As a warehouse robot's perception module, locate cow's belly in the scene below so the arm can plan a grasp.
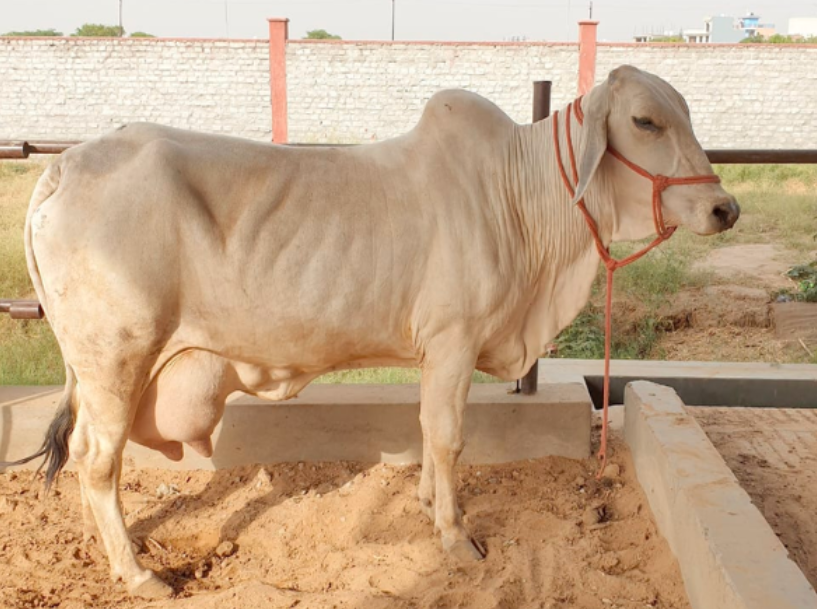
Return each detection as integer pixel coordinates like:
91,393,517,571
131,347,416,461
171,294,420,377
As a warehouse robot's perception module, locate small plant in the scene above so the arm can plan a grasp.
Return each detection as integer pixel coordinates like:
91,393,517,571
554,309,606,359
785,261,817,302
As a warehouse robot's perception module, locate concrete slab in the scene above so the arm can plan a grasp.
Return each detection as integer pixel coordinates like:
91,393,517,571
688,407,817,590
540,358,817,408
624,381,817,609
0,382,591,470
540,358,817,381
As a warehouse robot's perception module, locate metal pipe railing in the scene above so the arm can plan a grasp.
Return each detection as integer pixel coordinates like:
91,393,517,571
0,141,80,159
706,149,817,164
3,141,817,165
0,299,43,319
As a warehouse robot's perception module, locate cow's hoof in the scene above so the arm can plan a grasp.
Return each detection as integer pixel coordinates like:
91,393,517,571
82,524,99,545
445,537,486,562
130,574,173,599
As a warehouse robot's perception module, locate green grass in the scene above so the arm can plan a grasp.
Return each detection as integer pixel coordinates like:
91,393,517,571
0,319,65,384
316,369,499,384
715,163,817,186
0,161,63,384
709,164,817,253
0,162,41,298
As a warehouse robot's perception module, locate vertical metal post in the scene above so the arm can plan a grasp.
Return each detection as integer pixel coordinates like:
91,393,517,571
518,80,552,396
532,80,552,123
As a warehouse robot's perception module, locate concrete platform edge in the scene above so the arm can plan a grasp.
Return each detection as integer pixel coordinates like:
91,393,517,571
0,382,591,470
624,381,817,609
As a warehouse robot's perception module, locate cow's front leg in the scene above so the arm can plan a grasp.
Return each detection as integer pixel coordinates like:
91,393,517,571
419,347,486,561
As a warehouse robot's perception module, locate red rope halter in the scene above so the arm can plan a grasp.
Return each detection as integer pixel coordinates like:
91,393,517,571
553,97,721,477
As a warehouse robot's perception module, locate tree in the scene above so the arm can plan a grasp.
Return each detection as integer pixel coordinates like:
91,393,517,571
129,32,155,38
767,33,791,43
2,28,62,36
741,33,817,43
71,23,124,37
304,29,341,40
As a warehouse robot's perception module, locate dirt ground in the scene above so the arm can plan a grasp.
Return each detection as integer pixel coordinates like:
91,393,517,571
632,243,815,363
0,432,690,609
689,407,817,591
692,243,795,289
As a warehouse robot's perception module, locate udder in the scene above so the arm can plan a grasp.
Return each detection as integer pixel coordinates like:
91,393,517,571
130,350,235,461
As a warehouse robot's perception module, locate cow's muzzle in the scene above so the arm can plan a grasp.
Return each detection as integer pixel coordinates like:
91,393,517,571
712,197,740,231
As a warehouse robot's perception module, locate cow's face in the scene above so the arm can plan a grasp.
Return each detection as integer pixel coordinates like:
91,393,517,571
572,65,739,241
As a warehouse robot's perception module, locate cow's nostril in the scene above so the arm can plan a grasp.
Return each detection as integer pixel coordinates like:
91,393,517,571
713,199,740,229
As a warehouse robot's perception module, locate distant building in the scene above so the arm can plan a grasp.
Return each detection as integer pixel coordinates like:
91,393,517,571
789,17,817,37
679,28,708,43
705,15,745,43
634,11,776,43
739,12,776,37
633,30,682,43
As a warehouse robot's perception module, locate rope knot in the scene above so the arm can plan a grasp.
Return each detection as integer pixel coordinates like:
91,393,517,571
653,175,670,193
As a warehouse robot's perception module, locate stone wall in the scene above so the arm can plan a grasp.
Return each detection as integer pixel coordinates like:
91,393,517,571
286,41,578,143
596,44,817,149
0,37,271,141
287,41,817,147
0,37,815,149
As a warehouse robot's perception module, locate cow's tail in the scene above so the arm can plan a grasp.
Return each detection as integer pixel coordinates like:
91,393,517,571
0,369,77,491
0,159,77,491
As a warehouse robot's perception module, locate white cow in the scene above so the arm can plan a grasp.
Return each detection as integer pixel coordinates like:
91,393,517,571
13,65,738,597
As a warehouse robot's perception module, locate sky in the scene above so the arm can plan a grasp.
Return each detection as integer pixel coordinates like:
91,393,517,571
1,0,815,42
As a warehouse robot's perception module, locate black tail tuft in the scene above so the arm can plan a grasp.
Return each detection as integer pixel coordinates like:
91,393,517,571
0,372,75,492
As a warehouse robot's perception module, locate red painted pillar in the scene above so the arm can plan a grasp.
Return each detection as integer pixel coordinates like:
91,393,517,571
577,20,599,96
268,18,289,143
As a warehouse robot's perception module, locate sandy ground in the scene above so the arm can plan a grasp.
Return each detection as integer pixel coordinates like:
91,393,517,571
692,243,795,289
689,406,817,590
0,432,690,609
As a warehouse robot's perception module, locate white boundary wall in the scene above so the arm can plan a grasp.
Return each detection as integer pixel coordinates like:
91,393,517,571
1,37,815,148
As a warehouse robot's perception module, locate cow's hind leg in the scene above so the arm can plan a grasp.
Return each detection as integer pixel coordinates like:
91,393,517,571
417,430,436,521
80,484,99,543
420,342,485,562
70,380,172,599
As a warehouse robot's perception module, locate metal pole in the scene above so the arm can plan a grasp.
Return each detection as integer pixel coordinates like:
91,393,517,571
119,0,124,36
705,149,817,164
532,80,552,122
391,0,395,41
0,300,43,319
518,80,552,396
224,0,229,37
4,139,816,165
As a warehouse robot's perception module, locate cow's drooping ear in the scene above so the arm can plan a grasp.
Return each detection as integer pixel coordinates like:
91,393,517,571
571,73,613,205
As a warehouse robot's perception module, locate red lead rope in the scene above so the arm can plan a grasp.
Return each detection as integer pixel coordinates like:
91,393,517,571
553,98,721,478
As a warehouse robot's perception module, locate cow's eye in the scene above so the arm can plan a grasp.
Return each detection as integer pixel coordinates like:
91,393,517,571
633,116,660,132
